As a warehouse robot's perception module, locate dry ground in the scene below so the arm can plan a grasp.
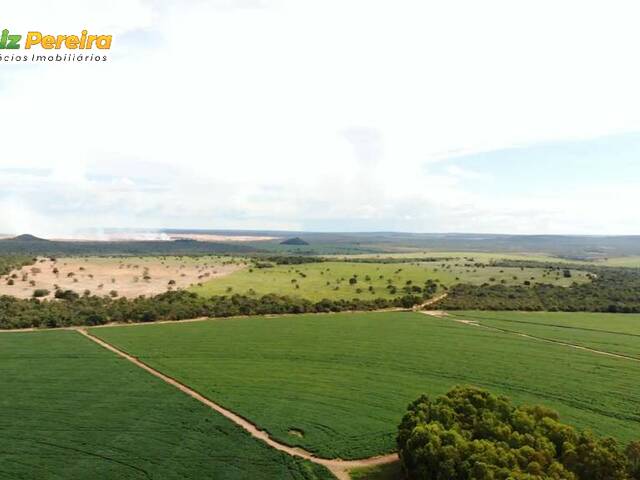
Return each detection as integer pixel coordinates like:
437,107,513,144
0,256,245,299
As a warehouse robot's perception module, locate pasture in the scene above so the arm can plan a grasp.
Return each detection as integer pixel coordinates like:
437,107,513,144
191,259,590,301
0,330,331,479
0,256,244,299
92,311,640,460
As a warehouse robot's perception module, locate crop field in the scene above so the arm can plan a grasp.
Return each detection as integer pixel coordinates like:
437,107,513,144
0,256,244,299
448,311,640,359
92,311,640,460
0,330,331,480
191,260,590,301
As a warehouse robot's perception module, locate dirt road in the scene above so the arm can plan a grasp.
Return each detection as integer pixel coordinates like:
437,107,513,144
76,329,398,480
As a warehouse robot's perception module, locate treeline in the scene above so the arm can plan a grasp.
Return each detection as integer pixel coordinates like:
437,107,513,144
260,256,324,265
0,255,34,276
335,256,456,264
0,238,255,256
438,264,640,312
0,291,423,329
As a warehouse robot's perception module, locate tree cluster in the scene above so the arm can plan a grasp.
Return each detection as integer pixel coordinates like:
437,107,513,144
437,263,640,312
398,386,639,480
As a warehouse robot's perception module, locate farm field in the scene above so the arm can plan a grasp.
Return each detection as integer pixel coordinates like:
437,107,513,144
0,330,331,480
448,311,640,359
0,256,244,299
92,311,640,460
191,260,590,301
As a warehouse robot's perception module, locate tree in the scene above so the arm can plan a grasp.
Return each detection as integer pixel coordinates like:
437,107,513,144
397,386,631,480
626,441,640,479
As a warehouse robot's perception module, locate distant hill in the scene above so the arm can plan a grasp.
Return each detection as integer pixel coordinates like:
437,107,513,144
7,234,49,242
280,237,309,246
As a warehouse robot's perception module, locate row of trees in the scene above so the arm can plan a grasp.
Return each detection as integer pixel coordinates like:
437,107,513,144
0,290,424,329
398,386,640,479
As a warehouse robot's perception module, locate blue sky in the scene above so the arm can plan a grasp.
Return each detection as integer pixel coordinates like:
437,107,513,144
1,0,640,236
428,133,640,197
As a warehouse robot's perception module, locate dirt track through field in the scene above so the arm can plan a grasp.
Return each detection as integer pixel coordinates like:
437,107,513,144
76,329,398,480
421,311,640,363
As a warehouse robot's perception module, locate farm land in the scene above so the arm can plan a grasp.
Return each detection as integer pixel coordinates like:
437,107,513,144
91,311,640,460
2,247,640,479
0,329,332,480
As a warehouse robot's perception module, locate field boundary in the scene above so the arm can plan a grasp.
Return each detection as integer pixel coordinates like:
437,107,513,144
0,306,419,333
76,329,398,480
422,311,640,363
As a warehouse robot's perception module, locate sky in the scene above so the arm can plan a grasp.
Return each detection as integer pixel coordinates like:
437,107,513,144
1,0,640,236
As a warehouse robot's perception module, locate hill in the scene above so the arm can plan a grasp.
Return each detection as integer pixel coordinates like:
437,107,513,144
280,237,309,245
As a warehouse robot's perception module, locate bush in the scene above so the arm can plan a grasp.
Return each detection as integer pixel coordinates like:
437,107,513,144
397,386,635,480
54,289,80,301
32,289,50,298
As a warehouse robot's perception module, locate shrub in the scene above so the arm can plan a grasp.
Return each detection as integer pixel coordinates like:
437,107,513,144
32,289,50,298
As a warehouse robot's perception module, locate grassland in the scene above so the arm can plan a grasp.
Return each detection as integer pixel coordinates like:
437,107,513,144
0,330,331,479
92,311,640,460
448,311,640,359
191,259,589,301
594,256,640,268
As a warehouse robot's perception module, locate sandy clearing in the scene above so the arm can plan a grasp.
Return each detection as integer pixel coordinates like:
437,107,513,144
77,329,398,480
0,256,244,300
421,311,640,362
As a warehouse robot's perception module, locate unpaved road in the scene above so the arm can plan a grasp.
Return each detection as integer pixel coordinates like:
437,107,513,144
420,311,640,363
77,329,398,480
413,293,447,310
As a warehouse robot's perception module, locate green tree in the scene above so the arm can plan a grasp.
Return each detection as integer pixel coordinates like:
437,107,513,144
397,386,630,480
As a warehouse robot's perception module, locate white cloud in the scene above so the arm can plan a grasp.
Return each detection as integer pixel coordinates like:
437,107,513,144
1,0,640,235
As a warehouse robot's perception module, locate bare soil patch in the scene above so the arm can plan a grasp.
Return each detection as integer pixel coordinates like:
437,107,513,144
0,256,244,299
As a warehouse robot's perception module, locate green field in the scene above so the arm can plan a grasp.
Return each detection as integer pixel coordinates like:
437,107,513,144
92,311,640,460
0,330,331,480
190,260,589,301
448,311,640,359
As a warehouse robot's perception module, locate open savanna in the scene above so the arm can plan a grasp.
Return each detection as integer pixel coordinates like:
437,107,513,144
0,255,244,299
0,330,331,480
447,310,640,359
92,311,640,460
190,260,589,301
